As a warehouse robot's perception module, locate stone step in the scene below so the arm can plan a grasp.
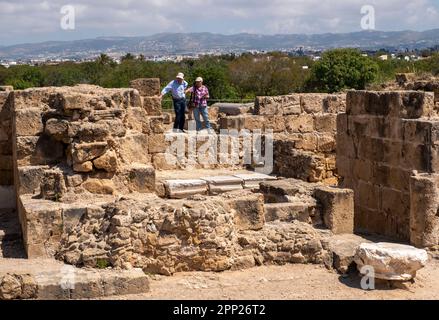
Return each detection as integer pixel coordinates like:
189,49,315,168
163,173,278,199
201,175,243,194
0,259,150,300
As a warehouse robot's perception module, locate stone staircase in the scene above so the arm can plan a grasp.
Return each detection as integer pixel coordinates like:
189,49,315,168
160,172,278,199
0,209,25,259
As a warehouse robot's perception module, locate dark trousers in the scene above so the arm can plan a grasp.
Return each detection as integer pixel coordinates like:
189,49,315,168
173,98,186,131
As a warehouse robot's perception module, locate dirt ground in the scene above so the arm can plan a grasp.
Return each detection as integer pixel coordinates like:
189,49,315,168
109,258,439,300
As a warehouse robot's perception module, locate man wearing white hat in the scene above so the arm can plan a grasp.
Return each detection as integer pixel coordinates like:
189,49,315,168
161,72,188,132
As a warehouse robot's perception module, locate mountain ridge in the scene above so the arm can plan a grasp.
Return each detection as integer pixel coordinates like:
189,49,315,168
1,29,439,60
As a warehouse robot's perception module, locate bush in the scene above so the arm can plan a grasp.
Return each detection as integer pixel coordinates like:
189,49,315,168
307,49,379,93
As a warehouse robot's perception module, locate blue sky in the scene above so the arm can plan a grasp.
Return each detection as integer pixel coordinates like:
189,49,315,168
0,0,438,46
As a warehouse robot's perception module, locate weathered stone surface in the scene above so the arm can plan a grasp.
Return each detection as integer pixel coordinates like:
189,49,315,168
73,161,93,173
355,243,428,281
0,274,37,300
201,176,243,194
82,179,115,195
314,186,354,235
130,78,160,97
233,173,277,189
228,192,265,231
142,96,162,115
164,179,208,199
93,149,118,172
40,169,67,201
72,142,107,164
123,164,156,193
14,108,44,136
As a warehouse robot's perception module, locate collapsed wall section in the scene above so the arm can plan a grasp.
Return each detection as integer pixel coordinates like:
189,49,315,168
337,90,438,242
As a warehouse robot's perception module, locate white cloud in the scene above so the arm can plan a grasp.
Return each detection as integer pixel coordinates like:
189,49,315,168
0,0,438,45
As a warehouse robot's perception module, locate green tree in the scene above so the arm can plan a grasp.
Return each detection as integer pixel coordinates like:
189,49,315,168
307,49,379,93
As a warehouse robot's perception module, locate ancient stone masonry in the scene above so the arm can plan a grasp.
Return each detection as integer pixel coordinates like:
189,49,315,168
214,93,346,184
12,83,161,257
337,90,439,243
0,86,14,209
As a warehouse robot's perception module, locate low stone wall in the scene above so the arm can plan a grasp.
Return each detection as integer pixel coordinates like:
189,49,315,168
0,86,14,209
337,90,438,242
56,191,331,274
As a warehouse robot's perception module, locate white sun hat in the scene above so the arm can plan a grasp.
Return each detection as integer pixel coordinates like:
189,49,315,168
176,72,185,79
195,77,203,82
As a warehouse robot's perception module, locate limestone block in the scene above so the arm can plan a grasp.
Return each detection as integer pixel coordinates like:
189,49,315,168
265,115,285,133
17,166,49,195
14,108,44,136
130,78,161,97
116,134,150,164
300,94,327,114
201,175,243,195
40,169,67,201
72,142,107,164
148,134,166,154
82,179,115,195
323,95,346,113
285,114,314,133
314,186,354,234
16,136,64,166
242,115,263,131
233,173,277,189
124,164,156,193
149,116,165,134
229,193,265,231
410,174,439,248
142,96,162,115
354,243,428,281
62,205,87,233
93,150,118,172
124,107,150,133
215,103,252,116
18,195,63,258
73,161,93,173
314,114,337,133
219,116,245,130
164,179,208,199
317,133,336,153
152,153,178,170
264,201,315,224
45,118,69,142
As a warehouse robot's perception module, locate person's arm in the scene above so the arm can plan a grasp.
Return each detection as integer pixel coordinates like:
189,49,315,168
185,86,193,94
160,81,173,97
204,87,210,99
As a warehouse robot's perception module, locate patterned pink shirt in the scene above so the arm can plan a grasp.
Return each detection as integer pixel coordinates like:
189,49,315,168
189,85,209,107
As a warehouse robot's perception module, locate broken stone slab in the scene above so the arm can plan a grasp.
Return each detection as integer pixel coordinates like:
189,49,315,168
201,176,243,195
233,173,277,189
164,179,208,199
354,242,429,281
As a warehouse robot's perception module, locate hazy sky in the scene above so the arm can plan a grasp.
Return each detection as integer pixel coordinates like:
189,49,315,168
1,0,438,45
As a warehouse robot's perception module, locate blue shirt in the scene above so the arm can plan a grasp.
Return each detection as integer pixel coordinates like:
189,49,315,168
161,80,188,99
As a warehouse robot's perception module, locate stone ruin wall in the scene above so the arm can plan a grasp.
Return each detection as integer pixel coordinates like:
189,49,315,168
215,93,346,184
337,90,439,243
0,86,14,209
3,74,439,276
